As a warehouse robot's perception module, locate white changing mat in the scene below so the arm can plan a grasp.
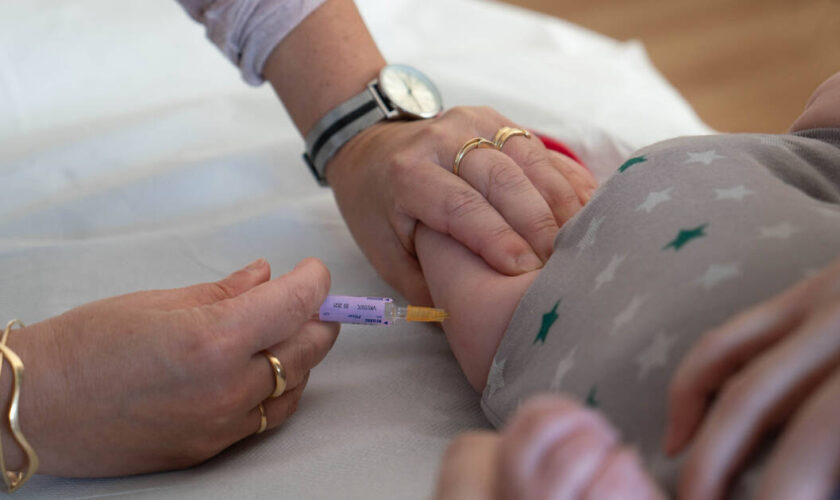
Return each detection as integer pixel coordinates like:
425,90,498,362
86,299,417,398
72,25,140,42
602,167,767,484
0,0,711,497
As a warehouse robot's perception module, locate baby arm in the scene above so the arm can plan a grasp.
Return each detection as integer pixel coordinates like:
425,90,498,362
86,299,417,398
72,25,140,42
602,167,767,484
417,225,665,499
415,223,539,391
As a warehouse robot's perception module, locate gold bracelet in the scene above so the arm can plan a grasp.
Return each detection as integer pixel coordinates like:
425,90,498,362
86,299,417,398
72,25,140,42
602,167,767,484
0,320,38,493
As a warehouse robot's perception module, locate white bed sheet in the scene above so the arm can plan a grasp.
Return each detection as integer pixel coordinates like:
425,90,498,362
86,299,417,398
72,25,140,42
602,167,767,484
0,0,711,497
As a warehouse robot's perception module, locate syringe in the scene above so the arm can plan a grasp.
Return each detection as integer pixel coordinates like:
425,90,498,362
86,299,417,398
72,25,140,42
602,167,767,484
313,295,447,326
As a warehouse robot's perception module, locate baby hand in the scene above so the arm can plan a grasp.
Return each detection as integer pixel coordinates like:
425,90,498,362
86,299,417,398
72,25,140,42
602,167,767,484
435,395,664,500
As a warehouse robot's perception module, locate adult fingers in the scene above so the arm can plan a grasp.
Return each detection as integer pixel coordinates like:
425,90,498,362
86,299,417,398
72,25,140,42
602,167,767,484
389,257,432,306
244,319,339,407
664,280,814,454
238,372,311,439
180,258,272,305
209,257,332,352
262,372,310,431
549,150,598,205
498,133,590,224
397,161,543,276
582,448,666,500
529,419,618,499
122,258,272,310
434,431,500,500
498,395,615,500
757,364,840,500
677,301,840,500
363,231,432,305
457,148,559,261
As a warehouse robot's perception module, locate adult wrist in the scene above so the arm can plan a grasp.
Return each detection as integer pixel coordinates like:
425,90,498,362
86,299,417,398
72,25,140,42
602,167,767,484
0,320,42,490
262,0,386,137
322,120,388,187
303,64,443,184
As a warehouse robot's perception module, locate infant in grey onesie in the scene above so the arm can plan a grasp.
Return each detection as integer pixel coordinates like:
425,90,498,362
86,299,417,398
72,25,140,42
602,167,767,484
481,128,840,495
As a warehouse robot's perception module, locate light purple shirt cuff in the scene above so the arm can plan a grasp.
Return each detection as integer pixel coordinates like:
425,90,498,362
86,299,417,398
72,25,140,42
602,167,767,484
176,0,328,85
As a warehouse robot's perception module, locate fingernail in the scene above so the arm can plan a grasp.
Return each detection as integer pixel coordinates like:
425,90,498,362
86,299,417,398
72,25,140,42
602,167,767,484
245,258,266,271
517,252,543,272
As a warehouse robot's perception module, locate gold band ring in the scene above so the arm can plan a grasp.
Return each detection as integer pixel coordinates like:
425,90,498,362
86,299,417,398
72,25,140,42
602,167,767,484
256,403,267,434
493,126,531,150
453,137,496,176
263,351,287,399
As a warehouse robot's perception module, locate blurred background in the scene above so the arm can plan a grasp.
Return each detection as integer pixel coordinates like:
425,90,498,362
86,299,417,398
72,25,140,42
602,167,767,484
503,0,840,133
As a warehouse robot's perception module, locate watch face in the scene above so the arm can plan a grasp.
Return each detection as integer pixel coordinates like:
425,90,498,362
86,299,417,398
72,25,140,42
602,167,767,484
379,64,443,119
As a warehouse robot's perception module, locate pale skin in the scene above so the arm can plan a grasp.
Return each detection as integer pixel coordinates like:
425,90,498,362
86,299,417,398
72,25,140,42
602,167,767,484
0,0,596,478
263,0,597,304
0,258,339,476
417,224,664,499
424,73,840,499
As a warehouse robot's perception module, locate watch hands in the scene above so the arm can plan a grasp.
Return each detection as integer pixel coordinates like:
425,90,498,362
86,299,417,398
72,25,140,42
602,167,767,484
395,73,423,112
410,94,422,111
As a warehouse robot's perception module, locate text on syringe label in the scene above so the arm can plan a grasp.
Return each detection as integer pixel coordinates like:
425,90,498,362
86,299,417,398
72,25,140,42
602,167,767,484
318,295,394,325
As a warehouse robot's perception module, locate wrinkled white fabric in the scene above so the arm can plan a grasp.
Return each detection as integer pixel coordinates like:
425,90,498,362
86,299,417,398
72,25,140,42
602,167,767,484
175,0,326,85
0,0,711,497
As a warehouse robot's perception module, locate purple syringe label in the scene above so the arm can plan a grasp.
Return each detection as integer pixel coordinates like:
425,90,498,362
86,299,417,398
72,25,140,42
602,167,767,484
318,295,394,325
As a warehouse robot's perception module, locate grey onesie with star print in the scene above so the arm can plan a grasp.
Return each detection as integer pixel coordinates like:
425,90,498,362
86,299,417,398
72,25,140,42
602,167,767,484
481,128,840,496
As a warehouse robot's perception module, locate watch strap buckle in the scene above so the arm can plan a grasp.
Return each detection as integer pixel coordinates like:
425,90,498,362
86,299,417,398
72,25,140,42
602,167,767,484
302,152,328,186
367,80,398,119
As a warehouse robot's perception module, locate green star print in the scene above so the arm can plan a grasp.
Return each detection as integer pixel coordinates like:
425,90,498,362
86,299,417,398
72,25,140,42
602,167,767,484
534,300,560,345
585,386,599,408
664,224,707,251
618,156,647,173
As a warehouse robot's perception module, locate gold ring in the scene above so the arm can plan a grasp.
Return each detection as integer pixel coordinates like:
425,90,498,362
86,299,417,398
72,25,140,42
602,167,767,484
263,351,287,398
453,137,495,176
493,126,531,150
256,403,267,434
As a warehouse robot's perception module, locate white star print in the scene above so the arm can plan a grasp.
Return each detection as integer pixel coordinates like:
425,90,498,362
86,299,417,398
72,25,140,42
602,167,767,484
684,150,725,166
714,185,753,201
594,255,626,292
577,216,605,255
485,358,506,398
815,205,840,218
759,136,790,149
637,187,673,213
696,263,742,290
550,347,578,390
635,331,677,380
611,295,648,335
760,222,797,239
803,268,819,278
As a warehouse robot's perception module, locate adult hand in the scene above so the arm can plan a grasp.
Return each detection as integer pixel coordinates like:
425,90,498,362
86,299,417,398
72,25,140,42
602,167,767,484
3,258,339,477
665,256,840,500
327,106,596,304
435,395,664,500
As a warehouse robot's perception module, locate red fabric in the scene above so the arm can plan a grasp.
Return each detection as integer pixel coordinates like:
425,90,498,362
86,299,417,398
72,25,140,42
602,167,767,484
534,132,586,169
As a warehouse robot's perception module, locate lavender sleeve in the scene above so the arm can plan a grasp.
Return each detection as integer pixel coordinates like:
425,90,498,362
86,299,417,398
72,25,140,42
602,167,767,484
176,0,327,85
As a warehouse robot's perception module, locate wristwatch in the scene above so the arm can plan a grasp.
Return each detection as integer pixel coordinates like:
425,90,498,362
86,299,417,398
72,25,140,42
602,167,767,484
303,64,443,185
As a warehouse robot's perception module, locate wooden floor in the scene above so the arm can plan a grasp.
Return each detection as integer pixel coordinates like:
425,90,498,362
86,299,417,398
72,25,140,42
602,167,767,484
502,0,840,133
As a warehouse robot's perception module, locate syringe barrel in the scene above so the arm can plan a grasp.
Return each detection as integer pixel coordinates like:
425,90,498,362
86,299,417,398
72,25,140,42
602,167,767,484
315,295,395,325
